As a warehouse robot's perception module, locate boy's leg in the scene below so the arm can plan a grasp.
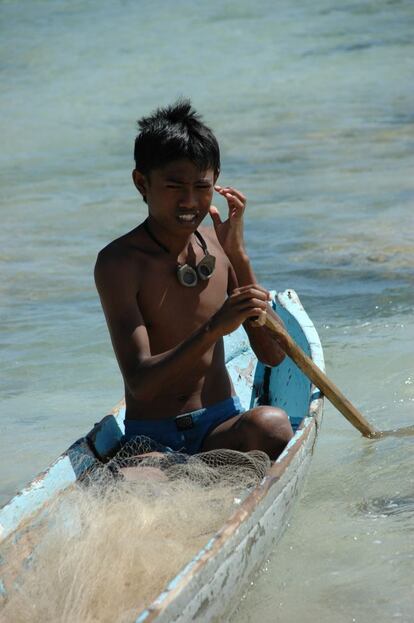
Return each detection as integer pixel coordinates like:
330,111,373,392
201,407,294,460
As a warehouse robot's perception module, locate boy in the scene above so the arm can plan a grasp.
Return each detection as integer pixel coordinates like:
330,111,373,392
95,100,293,459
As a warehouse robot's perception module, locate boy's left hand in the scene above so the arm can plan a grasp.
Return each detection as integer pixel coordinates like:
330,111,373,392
209,186,246,259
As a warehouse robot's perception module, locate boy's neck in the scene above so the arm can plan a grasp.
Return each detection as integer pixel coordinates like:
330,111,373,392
145,216,195,256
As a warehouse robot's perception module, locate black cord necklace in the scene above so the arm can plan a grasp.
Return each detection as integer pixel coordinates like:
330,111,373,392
143,219,170,253
143,219,216,287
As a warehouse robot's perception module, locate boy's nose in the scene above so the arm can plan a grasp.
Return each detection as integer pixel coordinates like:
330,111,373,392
178,187,197,208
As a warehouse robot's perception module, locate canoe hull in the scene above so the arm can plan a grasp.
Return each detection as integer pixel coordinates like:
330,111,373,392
139,414,319,623
135,288,324,622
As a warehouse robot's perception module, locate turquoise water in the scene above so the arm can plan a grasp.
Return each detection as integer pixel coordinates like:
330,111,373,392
1,0,413,620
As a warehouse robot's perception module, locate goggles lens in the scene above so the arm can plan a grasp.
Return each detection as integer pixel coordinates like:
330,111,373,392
177,264,198,287
197,254,216,281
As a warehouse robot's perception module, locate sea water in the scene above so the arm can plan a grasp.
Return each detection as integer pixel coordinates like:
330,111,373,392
1,0,413,620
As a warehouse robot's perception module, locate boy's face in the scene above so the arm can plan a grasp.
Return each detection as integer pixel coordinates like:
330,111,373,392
133,159,217,233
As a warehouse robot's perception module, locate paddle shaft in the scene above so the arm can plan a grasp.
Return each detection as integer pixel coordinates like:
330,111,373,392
265,312,378,438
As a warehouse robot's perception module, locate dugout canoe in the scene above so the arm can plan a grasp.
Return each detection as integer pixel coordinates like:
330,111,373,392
0,289,324,621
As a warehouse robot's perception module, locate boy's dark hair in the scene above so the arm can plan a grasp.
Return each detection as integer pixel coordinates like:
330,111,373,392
134,99,220,176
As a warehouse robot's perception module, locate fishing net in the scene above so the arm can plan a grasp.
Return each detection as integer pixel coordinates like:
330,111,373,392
1,439,270,623
101,435,271,487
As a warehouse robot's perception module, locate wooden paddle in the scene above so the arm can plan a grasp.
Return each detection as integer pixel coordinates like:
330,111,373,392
264,310,414,439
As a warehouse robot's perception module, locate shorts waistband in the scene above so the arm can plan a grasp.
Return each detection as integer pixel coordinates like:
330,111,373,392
124,396,242,433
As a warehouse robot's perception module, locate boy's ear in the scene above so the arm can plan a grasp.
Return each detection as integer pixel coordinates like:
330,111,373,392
132,169,147,198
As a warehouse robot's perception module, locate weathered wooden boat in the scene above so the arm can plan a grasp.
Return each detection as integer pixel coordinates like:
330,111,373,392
0,289,324,621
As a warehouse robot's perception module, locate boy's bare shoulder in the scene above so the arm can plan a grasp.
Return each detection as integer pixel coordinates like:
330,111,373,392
97,225,143,258
94,226,148,287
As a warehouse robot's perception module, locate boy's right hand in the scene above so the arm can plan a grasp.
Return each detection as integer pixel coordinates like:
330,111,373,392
211,285,270,336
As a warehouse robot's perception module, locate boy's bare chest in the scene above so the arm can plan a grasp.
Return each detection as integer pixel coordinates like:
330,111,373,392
136,255,228,350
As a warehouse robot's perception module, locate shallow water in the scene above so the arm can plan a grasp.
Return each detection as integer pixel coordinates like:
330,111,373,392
1,0,413,620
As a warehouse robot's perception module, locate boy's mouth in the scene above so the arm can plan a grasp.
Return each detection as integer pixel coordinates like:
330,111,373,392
176,212,198,224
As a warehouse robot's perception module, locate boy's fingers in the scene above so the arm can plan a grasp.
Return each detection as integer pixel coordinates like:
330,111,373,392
249,310,267,328
216,186,246,203
232,298,269,314
225,193,245,215
232,285,270,299
244,308,267,324
228,188,246,204
209,205,222,226
215,186,247,217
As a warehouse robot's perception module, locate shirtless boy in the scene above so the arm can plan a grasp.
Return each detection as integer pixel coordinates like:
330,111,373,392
95,100,293,459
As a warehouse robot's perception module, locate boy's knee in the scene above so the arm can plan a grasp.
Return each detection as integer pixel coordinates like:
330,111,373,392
245,406,292,436
241,407,293,458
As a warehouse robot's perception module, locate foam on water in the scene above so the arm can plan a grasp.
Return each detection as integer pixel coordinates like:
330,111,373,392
1,0,413,620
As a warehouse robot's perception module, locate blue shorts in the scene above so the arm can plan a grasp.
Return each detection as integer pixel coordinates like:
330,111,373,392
123,396,244,455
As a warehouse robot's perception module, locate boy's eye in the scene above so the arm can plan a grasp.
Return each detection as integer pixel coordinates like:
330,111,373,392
165,183,211,190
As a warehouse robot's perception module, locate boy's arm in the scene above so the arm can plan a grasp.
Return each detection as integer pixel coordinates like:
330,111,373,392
228,259,286,366
210,186,286,367
94,249,269,402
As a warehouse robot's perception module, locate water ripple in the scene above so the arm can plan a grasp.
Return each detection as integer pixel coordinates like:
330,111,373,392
357,496,414,519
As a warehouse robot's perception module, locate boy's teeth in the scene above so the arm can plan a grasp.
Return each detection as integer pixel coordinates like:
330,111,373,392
178,214,196,221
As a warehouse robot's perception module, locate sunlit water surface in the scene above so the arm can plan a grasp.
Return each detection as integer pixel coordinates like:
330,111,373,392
1,0,413,621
